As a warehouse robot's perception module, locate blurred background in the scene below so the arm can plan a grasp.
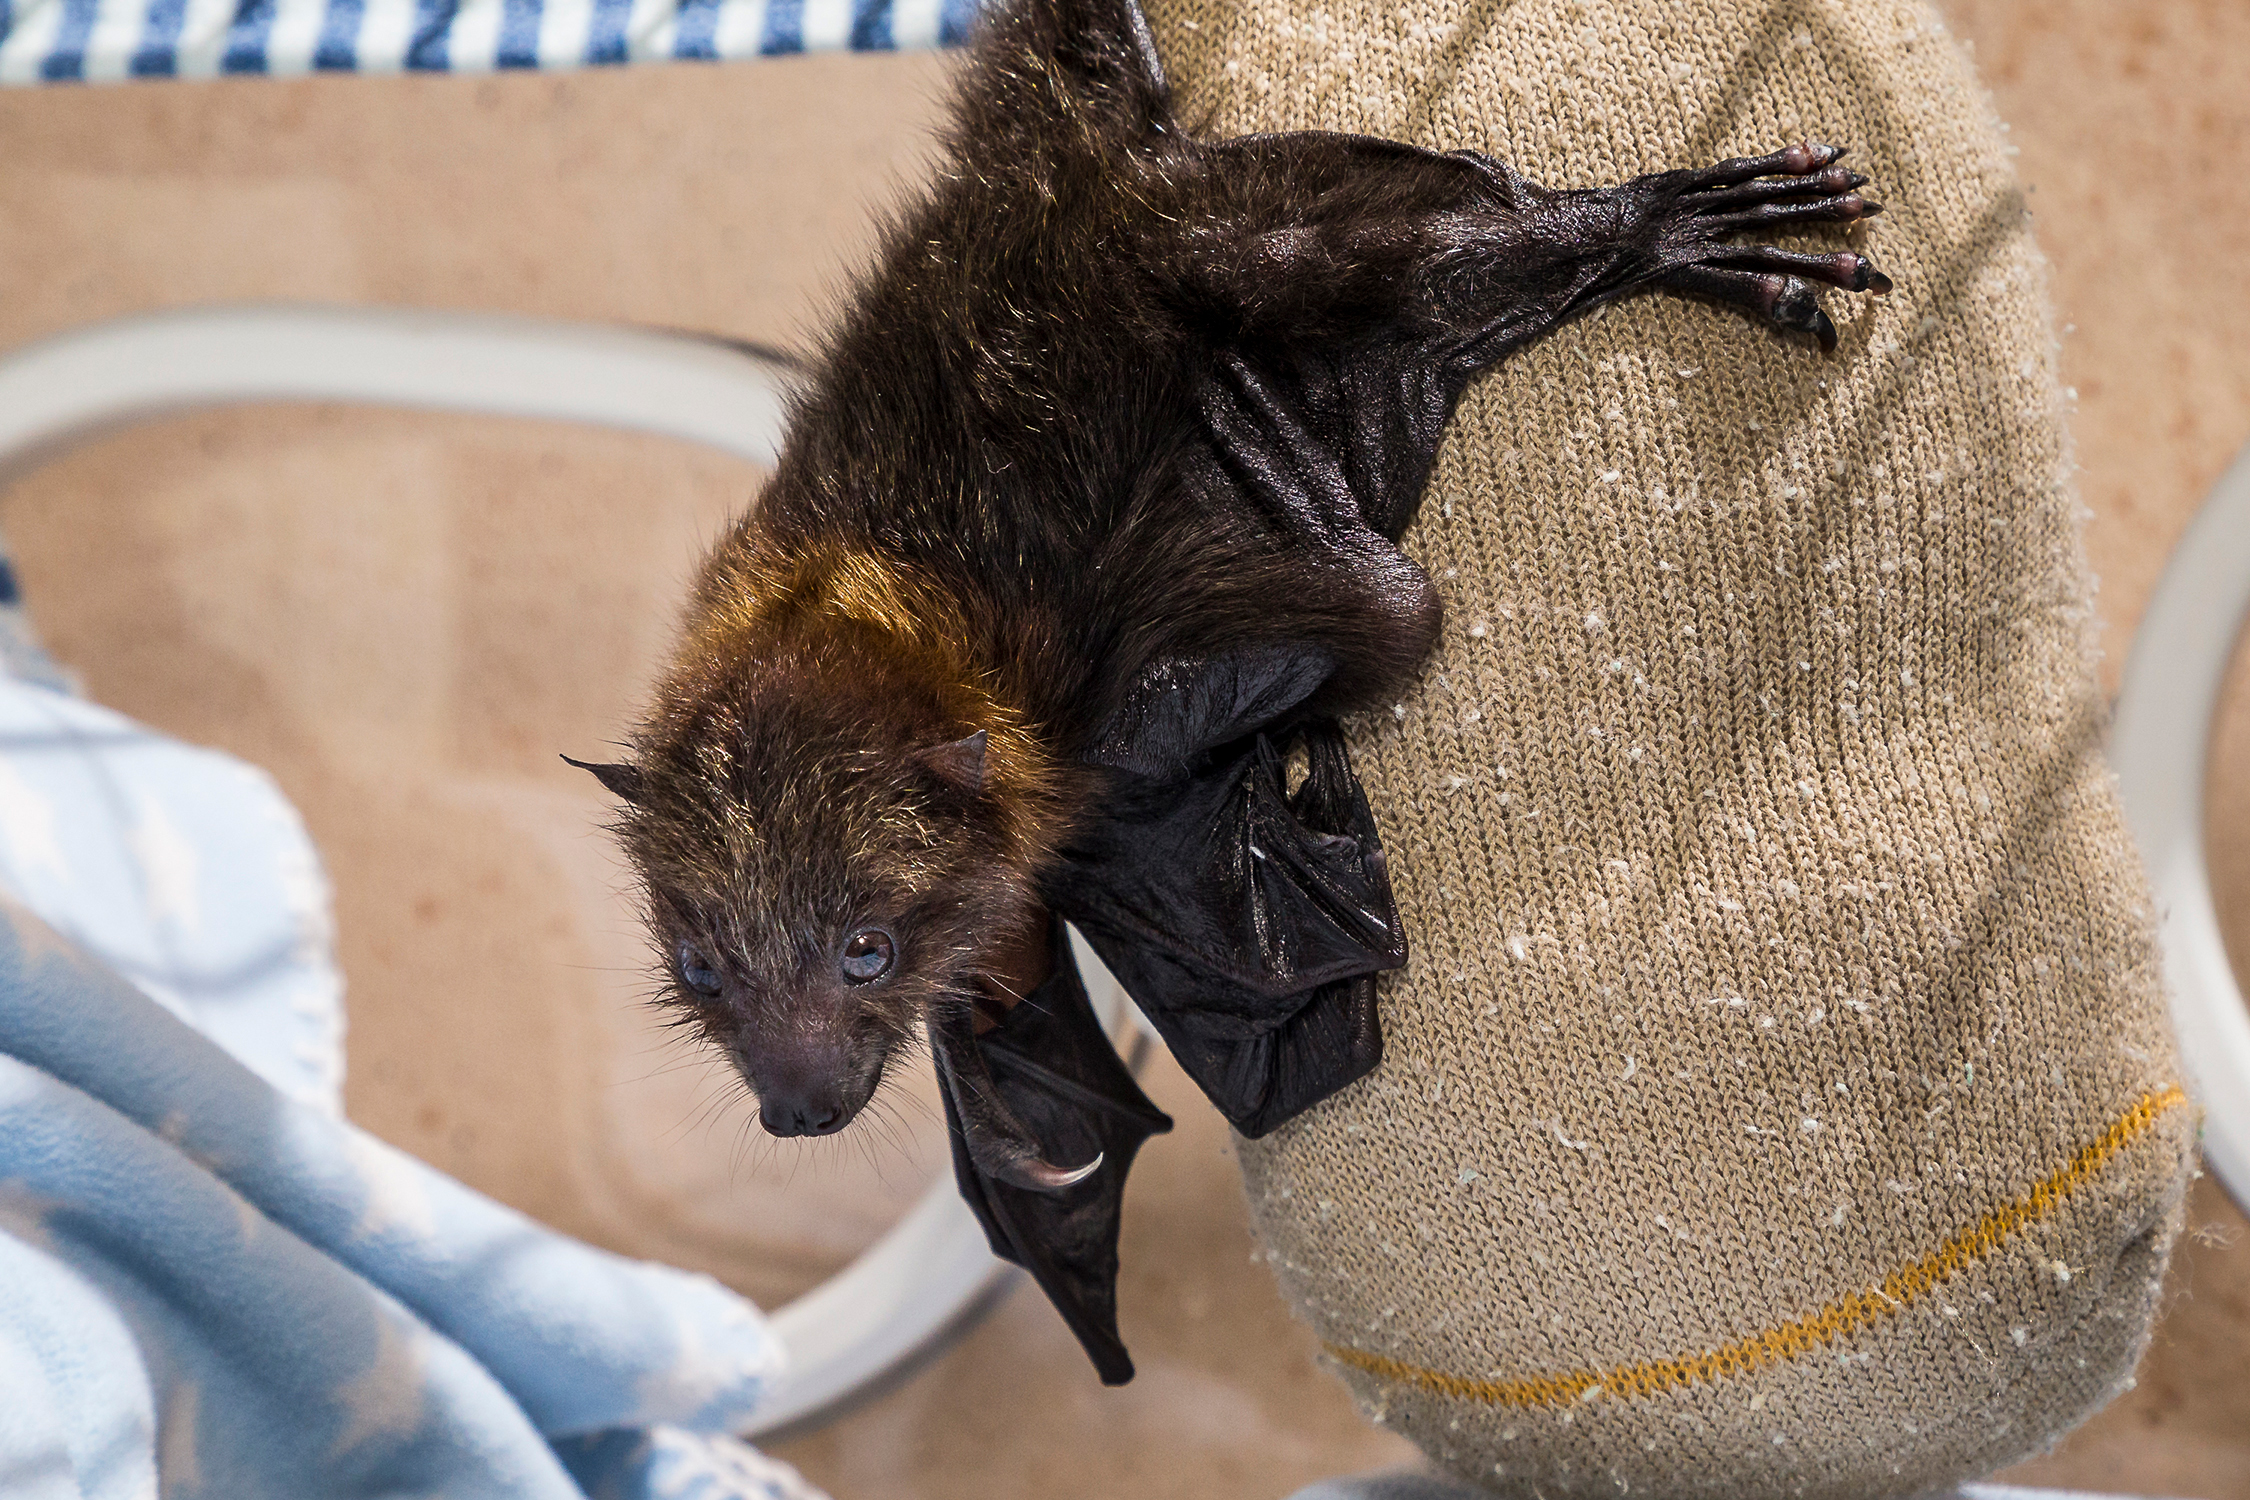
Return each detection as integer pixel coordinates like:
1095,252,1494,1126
0,1,2243,1495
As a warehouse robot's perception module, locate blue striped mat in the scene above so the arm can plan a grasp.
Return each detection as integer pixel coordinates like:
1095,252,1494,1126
0,0,975,82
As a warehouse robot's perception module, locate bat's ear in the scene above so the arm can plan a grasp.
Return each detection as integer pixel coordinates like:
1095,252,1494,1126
916,729,988,796
1020,0,1168,119
1113,0,1167,97
561,754,645,804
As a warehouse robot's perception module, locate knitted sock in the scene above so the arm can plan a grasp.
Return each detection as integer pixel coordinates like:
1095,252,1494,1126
1142,2,2199,1495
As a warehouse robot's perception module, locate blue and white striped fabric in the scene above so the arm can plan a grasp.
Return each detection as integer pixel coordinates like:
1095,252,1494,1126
0,0,975,84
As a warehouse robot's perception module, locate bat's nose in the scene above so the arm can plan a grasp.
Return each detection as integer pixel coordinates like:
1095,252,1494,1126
734,1026,878,1137
759,1088,849,1137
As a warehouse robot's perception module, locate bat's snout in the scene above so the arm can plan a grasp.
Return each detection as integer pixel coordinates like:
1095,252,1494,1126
735,1035,881,1139
759,1086,853,1137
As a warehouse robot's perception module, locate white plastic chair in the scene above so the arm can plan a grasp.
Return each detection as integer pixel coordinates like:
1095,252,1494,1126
2112,438,2250,1219
0,302,1152,1436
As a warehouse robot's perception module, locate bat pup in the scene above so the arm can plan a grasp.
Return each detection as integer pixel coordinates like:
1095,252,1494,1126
569,0,1889,1379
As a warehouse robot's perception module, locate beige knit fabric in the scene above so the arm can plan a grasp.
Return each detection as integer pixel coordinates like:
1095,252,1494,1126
1139,1,2200,1494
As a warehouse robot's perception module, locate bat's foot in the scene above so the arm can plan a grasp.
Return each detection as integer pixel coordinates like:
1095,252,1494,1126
1649,143,1891,352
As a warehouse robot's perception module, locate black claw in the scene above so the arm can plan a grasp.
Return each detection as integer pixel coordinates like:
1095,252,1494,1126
1812,307,1839,352
1868,268,1895,295
1860,199,1885,216
1770,276,1821,328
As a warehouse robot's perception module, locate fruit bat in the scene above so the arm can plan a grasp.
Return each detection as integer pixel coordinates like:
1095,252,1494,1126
567,0,1889,1382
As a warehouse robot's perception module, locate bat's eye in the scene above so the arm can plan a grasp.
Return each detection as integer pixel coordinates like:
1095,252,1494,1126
677,941,723,998
840,928,896,984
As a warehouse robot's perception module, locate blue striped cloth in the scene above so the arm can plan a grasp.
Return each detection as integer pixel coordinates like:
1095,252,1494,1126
0,0,974,83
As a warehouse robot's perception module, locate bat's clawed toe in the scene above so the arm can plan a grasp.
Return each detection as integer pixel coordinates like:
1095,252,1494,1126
1704,190,1880,232
1643,141,1894,351
1782,141,1835,173
1803,302,1842,353
1763,275,1838,349
1657,264,1861,353
1709,247,1889,293
1675,140,1886,231
1687,140,1848,190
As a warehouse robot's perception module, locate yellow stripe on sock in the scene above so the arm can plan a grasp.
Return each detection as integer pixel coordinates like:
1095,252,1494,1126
1325,1084,2190,1409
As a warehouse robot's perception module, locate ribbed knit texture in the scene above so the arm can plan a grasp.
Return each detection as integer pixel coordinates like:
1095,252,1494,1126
1141,2,2201,1495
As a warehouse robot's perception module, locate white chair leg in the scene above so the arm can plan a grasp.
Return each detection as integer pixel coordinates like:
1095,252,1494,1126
2112,440,2250,1218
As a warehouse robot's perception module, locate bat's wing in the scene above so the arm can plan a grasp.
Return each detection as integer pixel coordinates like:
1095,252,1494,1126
931,918,1173,1384
1186,340,1465,551
1081,644,1335,780
1048,719,1404,1137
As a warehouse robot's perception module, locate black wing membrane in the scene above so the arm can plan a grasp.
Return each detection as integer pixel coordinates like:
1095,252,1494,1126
1045,295,1441,1143
1048,721,1401,1138
934,917,1173,1384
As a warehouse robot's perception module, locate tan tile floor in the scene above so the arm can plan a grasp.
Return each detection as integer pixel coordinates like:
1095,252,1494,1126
0,2,2245,1494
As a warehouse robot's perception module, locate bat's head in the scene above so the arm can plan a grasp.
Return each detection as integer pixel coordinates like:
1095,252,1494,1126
575,588,1067,1139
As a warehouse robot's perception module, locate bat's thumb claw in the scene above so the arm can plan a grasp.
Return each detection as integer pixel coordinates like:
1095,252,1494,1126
1017,1151,1105,1192
932,1005,1105,1193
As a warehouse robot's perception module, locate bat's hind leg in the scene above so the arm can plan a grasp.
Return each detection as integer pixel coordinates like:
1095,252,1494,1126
1644,143,1892,351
